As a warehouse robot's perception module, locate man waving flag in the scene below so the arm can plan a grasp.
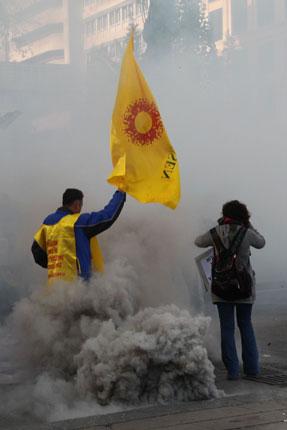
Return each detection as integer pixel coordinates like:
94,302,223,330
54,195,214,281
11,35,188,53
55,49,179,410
107,33,180,209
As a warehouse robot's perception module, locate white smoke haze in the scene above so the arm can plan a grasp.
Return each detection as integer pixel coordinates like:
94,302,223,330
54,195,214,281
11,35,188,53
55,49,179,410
0,0,286,424
0,254,219,421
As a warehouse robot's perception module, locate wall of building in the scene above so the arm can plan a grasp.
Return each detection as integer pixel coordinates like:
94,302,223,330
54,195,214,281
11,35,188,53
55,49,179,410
83,0,149,63
207,0,287,54
8,0,65,63
3,0,287,67
7,0,83,65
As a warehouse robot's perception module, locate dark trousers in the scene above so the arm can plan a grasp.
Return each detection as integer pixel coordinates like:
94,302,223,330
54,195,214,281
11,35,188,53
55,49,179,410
216,303,259,377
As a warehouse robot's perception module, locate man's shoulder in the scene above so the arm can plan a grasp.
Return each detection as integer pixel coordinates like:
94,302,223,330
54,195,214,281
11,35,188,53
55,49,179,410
75,212,94,226
43,209,67,226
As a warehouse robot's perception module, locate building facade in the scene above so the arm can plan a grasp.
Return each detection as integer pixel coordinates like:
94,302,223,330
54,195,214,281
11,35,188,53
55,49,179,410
2,0,83,64
83,0,149,63
208,0,287,74
2,0,286,65
208,0,287,51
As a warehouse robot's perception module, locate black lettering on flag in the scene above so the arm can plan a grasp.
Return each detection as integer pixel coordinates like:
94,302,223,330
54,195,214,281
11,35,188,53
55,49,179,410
162,170,170,179
162,152,177,179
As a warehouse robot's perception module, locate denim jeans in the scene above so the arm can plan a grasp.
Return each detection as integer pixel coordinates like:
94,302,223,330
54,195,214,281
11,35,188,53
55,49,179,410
216,302,259,377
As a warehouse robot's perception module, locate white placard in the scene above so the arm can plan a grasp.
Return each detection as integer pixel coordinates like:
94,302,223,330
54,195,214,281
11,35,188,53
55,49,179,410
195,248,213,291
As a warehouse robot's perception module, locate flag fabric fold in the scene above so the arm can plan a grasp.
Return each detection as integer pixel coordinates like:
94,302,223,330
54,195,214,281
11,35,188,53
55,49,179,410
107,34,180,209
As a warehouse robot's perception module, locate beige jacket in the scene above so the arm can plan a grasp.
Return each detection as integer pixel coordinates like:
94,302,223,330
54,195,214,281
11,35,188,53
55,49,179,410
195,223,265,304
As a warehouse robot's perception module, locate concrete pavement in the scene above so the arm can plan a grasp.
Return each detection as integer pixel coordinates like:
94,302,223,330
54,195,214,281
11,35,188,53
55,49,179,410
3,367,287,430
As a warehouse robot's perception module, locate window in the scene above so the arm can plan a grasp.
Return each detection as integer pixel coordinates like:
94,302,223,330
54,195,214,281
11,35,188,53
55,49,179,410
110,8,121,26
97,15,108,32
109,42,116,57
142,0,148,11
110,10,115,26
209,9,223,42
115,40,124,59
115,8,121,25
136,0,142,15
231,0,248,35
86,19,97,35
122,3,134,22
136,0,148,16
14,23,64,48
97,16,103,31
102,14,108,31
13,0,63,22
135,33,143,52
257,0,275,27
128,3,134,19
122,5,128,22
86,20,94,35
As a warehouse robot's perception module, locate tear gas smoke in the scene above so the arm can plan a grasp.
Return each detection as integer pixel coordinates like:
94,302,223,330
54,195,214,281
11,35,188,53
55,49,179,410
1,256,219,421
0,0,285,423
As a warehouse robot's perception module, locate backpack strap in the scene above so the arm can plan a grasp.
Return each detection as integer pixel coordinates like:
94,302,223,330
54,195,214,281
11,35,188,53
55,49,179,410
229,227,247,255
210,228,225,254
210,227,247,257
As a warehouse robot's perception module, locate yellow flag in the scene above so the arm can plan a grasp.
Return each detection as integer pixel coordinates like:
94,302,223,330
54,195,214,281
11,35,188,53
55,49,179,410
107,34,180,209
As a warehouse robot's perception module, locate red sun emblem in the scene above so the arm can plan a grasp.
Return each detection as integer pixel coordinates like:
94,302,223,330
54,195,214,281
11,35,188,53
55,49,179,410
123,98,163,146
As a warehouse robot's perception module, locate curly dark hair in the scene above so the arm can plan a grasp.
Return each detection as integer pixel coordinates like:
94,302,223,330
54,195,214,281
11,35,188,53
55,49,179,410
222,200,250,227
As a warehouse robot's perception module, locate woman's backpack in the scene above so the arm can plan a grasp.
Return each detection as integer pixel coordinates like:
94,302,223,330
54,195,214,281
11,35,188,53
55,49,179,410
210,227,252,301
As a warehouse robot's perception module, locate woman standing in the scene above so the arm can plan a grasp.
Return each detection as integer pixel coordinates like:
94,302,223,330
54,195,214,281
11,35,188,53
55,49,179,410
195,200,265,380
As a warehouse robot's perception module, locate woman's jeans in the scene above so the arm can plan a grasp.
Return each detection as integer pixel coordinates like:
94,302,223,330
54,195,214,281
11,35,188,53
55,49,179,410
216,303,259,377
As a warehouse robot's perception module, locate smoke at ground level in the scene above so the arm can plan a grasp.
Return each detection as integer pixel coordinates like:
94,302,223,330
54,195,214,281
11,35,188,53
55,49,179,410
0,265,220,422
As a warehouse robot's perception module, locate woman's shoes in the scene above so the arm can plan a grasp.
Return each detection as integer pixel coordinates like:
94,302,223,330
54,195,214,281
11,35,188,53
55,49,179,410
227,374,240,380
227,373,260,380
244,373,259,378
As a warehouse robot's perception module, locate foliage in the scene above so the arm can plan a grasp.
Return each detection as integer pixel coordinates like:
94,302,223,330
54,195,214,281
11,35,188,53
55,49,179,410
143,0,215,60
